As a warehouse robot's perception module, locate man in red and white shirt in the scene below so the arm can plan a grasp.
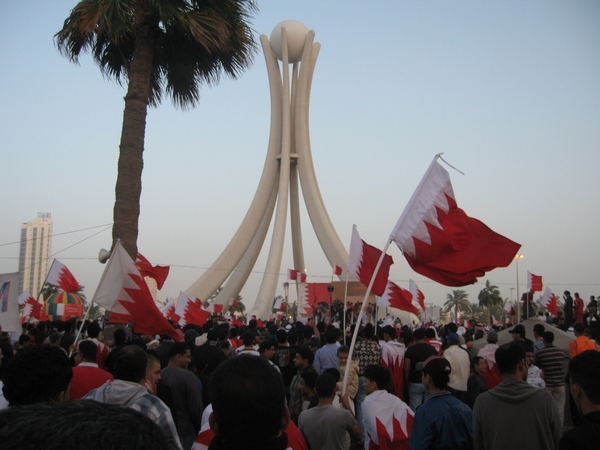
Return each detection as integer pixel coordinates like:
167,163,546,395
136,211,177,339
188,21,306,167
69,340,113,400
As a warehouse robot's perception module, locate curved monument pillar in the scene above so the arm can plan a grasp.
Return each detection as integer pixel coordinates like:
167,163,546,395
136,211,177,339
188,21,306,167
185,21,354,319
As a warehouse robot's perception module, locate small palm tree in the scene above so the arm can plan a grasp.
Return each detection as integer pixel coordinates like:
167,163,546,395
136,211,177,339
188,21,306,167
228,296,245,317
443,290,471,322
478,280,503,326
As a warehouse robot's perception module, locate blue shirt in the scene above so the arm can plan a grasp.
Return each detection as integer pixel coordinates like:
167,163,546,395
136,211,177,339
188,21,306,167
409,390,473,450
313,342,340,373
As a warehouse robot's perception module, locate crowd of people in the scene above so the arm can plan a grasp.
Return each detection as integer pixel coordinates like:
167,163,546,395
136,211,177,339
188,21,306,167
0,308,598,450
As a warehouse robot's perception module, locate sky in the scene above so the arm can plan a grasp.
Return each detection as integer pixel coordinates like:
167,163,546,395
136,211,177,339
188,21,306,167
1,1,599,316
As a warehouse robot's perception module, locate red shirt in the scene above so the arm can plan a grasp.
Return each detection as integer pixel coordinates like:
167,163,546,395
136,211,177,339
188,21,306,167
69,363,114,400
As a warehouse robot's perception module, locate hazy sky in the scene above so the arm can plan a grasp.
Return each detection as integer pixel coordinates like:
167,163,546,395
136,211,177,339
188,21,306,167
1,1,599,315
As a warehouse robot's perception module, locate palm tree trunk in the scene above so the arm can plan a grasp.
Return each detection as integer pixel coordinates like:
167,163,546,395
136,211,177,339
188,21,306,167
112,3,156,259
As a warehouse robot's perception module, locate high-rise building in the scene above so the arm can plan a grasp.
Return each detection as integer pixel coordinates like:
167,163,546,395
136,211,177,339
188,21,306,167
18,213,53,295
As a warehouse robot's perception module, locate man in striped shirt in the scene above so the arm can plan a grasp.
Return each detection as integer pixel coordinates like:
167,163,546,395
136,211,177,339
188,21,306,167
534,331,566,425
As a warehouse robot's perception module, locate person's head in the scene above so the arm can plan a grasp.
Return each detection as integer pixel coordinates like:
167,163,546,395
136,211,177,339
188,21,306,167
192,344,226,376
209,355,288,446
524,344,535,366
471,356,487,374
509,324,526,341
568,350,600,415
542,331,555,345
573,322,585,336
275,329,288,344
258,339,276,359
487,331,498,344
413,328,426,341
18,334,30,346
363,364,391,395
2,344,72,405
362,324,375,340
315,373,337,399
425,327,436,340
293,346,314,369
533,323,545,338
168,341,191,369
299,370,318,397
113,328,127,345
78,340,98,363
382,325,396,341
241,332,255,347
87,321,102,339
420,356,452,390
146,353,162,385
337,346,350,366
114,345,148,383
0,400,180,450
324,327,338,344
446,333,460,346
323,367,340,383
495,342,528,379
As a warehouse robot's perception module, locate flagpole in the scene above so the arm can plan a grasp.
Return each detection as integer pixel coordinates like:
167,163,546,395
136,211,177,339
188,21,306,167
342,237,393,395
342,269,349,344
70,300,94,357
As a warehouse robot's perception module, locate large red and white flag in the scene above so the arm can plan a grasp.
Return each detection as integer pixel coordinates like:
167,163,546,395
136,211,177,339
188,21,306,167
391,158,521,286
527,271,543,292
297,283,313,317
504,300,516,316
377,281,419,316
46,260,80,293
348,225,394,296
409,279,425,311
91,241,179,340
540,287,558,316
136,253,170,290
362,390,414,449
175,291,210,327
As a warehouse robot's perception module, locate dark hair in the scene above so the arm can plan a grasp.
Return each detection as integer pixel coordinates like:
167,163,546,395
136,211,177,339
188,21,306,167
569,350,600,404
113,328,127,345
495,342,526,375
542,331,555,344
533,324,545,336
363,364,391,390
79,340,98,361
324,327,339,344
167,342,189,359
275,329,288,344
114,345,148,383
0,400,180,450
287,329,298,345
209,356,285,445
295,346,314,365
87,321,102,339
192,344,225,375
241,332,255,347
425,328,436,339
323,367,340,382
337,346,349,356
362,324,375,339
299,370,318,390
471,356,484,370
315,373,337,398
2,345,72,406
259,339,275,354
413,328,426,341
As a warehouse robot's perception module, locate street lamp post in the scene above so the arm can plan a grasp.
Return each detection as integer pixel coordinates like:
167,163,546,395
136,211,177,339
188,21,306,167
515,255,524,323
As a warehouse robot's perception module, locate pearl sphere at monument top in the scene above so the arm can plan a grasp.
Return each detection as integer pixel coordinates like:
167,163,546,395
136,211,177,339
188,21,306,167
269,20,309,63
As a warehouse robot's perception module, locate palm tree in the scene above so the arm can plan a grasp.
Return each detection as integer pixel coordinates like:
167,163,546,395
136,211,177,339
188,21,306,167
228,295,245,317
56,0,257,258
443,290,471,322
478,280,503,326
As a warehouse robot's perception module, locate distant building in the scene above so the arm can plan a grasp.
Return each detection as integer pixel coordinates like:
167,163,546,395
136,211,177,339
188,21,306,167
18,213,53,295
